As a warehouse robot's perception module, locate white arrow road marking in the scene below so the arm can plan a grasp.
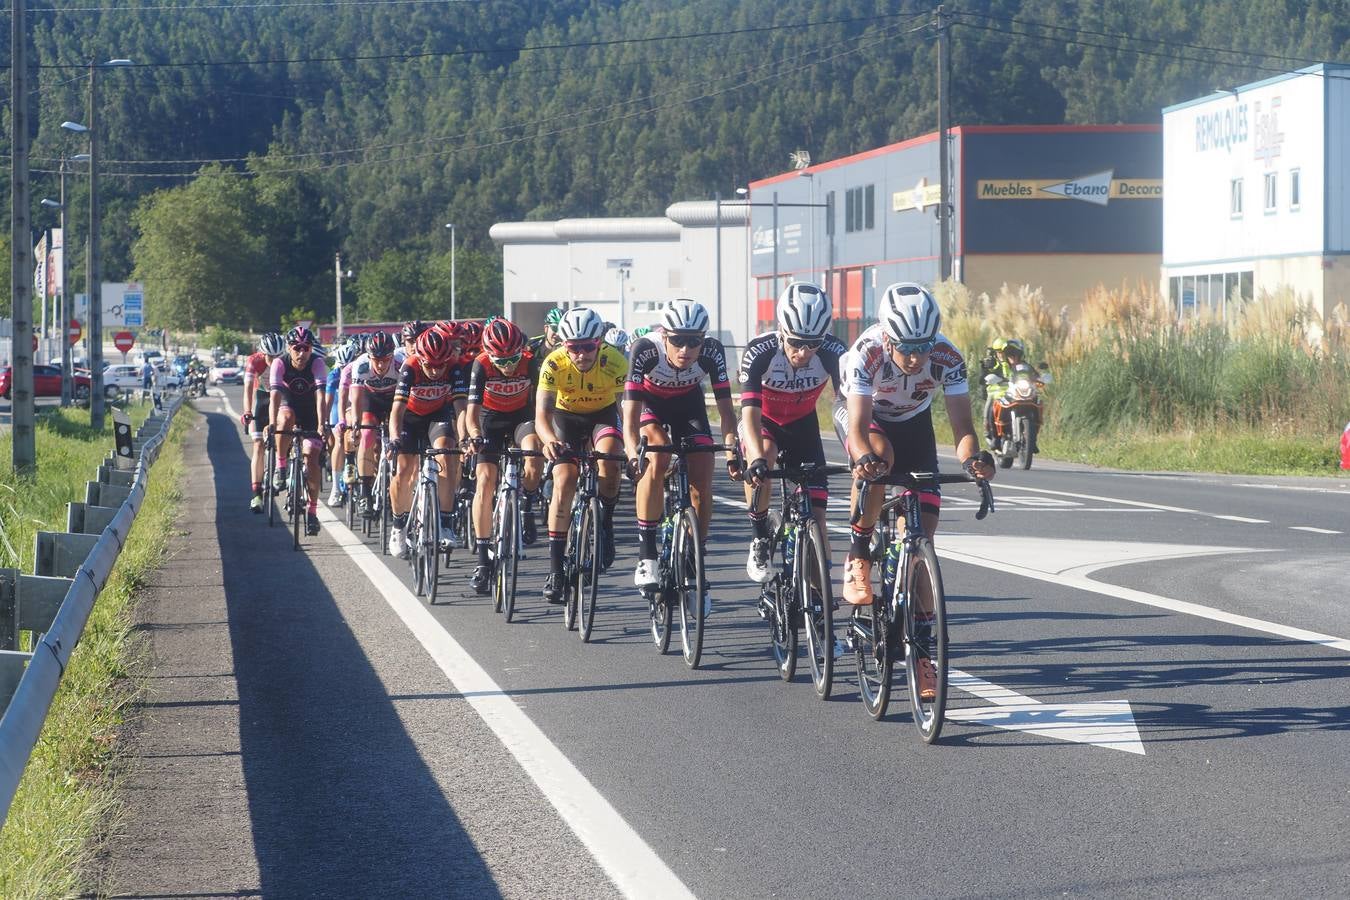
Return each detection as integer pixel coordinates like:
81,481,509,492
947,669,1144,754
937,534,1259,578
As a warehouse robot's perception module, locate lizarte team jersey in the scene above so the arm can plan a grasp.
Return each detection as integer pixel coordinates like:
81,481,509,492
738,331,846,426
624,335,732,404
840,324,968,423
538,345,627,414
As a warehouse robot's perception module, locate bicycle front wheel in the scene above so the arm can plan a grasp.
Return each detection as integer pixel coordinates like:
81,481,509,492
410,492,427,597
800,521,835,700
577,497,601,643
904,538,948,743
265,445,277,527
674,507,707,669
497,491,519,622
423,489,441,604
563,505,580,631
290,458,304,551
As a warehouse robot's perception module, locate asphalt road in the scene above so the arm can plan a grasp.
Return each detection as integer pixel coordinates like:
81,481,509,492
169,387,1350,897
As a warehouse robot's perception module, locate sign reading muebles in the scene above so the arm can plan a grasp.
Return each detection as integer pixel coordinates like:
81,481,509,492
977,171,1162,207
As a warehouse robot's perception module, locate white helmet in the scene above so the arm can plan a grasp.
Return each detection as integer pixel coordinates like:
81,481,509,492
604,326,630,352
879,282,941,343
660,299,709,334
776,281,832,340
556,307,606,342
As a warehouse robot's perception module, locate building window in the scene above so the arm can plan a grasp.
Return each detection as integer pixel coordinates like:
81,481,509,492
864,185,875,230
1263,172,1277,212
844,189,855,234
825,191,836,236
1289,169,1301,210
1230,179,1243,217
843,186,874,233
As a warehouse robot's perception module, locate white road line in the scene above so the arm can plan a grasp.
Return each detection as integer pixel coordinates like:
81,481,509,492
993,482,1204,514
217,387,692,899
1213,515,1269,524
1290,525,1342,535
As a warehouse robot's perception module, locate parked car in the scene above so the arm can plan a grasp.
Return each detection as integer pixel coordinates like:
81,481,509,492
209,358,243,385
0,365,92,400
103,364,144,397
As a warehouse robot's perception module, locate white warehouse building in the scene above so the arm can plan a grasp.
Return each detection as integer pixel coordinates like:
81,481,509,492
1162,63,1350,322
489,201,752,348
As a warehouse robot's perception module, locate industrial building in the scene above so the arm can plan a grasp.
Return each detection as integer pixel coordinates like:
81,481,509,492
749,125,1163,342
1162,64,1350,322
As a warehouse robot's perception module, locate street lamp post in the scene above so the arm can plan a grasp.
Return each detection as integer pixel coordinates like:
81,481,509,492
445,223,456,319
87,58,132,432
56,125,87,407
334,252,344,340
714,191,722,339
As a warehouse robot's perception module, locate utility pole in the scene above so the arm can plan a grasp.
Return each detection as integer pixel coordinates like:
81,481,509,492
714,191,722,339
334,252,344,340
58,163,71,406
936,4,953,282
88,60,105,431
11,0,36,471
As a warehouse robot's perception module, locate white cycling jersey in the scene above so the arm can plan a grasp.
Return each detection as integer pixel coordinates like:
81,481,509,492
841,324,969,423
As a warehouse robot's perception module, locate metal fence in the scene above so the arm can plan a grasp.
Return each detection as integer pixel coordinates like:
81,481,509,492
0,393,183,827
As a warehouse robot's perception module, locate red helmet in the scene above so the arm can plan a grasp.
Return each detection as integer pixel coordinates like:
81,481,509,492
482,318,526,359
416,327,455,365
460,320,483,349
433,320,457,339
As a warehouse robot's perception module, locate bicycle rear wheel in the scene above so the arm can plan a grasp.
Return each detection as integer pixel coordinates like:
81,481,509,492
767,515,796,681
577,497,601,642
854,598,892,720
800,521,835,700
497,491,519,622
674,508,706,669
904,538,948,743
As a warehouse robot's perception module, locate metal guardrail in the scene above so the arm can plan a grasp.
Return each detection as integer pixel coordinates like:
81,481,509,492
0,392,183,827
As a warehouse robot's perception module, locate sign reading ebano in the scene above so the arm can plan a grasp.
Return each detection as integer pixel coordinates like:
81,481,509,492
1195,103,1249,152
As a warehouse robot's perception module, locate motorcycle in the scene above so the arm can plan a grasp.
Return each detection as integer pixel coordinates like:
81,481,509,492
187,372,208,398
984,363,1050,470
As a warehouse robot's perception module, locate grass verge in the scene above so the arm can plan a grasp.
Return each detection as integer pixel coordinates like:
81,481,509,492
0,403,190,899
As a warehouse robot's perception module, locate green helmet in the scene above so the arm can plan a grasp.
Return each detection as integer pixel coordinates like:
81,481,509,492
545,307,565,328
1004,338,1025,356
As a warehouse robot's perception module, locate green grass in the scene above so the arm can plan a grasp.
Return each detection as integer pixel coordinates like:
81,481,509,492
0,403,188,899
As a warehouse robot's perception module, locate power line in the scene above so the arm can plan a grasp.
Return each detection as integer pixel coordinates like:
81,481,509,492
34,15,922,179
27,0,481,11
28,7,926,70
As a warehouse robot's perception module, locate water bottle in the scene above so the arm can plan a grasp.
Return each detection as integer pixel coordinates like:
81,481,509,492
781,524,797,567
882,541,899,599
660,515,674,566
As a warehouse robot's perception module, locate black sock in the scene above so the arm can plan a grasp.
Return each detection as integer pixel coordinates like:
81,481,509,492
361,476,373,497
637,519,658,559
601,495,617,530
393,513,408,528
749,510,770,539
549,532,567,574
476,538,490,567
849,525,873,558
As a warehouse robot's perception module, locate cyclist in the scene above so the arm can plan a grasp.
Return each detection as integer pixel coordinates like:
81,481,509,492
740,282,847,583
400,320,428,363
387,327,466,558
242,332,285,513
465,318,545,595
837,281,995,607
622,301,739,611
536,307,628,604
326,339,360,507
268,326,329,536
528,307,565,358
604,326,632,357
349,331,401,516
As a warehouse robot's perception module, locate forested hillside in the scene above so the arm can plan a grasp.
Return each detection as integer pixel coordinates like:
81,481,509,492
6,0,1350,329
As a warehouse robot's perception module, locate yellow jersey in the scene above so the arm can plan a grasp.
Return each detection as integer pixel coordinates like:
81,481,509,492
539,345,627,414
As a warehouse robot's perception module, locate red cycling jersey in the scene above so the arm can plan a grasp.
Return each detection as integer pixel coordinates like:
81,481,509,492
466,351,536,414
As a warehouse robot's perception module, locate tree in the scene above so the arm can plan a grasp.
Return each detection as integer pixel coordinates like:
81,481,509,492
350,249,427,322
424,246,503,320
132,170,270,331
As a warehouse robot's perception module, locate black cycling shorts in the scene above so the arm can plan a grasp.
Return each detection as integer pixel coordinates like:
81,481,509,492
478,409,535,465
835,404,941,511
250,392,270,438
551,405,621,453
754,414,829,498
639,391,712,447
397,405,455,455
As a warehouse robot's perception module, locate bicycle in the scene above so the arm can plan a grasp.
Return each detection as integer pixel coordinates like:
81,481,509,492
274,427,325,551
848,470,994,741
561,448,628,641
407,446,460,603
348,423,383,531
751,457,851,698
487,445,543,622
447,448,477,568
632,435,721,669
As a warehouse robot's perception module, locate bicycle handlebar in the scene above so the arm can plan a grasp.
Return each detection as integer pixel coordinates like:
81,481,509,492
850,471,995,525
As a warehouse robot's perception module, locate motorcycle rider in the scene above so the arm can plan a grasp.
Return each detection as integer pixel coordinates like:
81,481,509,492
982,338,1049,451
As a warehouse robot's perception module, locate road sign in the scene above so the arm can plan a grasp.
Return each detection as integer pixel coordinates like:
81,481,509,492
113,331,135,353
68,319,82,344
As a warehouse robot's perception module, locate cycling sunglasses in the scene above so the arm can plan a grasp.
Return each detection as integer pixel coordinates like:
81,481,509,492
783,335,824,350
666,334,704,349
491,352,524,367
289,341,313,351
891,338,936,356
564,340,600,354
